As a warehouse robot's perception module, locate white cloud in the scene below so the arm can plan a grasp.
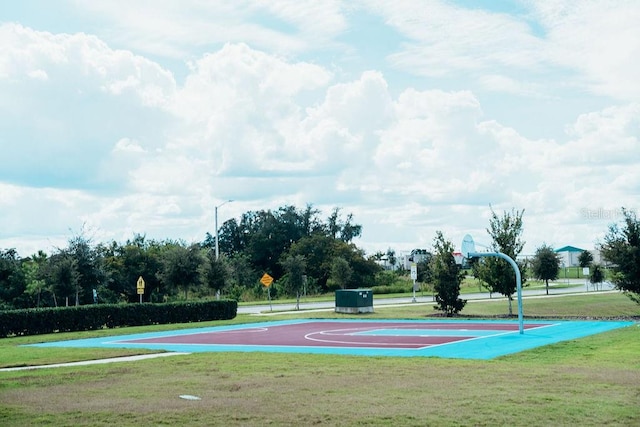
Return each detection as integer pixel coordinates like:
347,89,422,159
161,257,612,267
479,74,550,99
370,88,508,204
113,138,145,154
0,23,176,105
72,0,347,58
528,0,640,100
1,3,639,259
0,23,178,191
373,0,545,76
27,69,48,80
165,42,334,185
564,103,640,165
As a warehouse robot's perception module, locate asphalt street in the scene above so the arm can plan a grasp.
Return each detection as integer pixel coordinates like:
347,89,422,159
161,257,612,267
238,279,616,315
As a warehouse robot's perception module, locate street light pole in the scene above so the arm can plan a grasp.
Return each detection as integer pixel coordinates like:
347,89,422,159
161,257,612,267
215,200,233,260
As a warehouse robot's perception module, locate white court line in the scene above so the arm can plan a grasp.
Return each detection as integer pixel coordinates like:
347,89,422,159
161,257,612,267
302,322,555,349
305,327,448,348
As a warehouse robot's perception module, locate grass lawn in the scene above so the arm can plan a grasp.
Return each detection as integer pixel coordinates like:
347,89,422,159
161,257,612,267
1,293,638,426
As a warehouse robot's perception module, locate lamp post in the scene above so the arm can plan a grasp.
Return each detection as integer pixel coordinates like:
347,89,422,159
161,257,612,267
215,200,233,260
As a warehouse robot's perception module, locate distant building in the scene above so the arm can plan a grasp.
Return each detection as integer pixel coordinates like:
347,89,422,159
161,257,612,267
452,251,464,266
589,249,605,265
402,249,431,270
554,245,585,267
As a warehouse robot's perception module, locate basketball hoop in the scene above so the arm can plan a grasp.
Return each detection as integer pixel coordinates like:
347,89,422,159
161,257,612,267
461,234,524,334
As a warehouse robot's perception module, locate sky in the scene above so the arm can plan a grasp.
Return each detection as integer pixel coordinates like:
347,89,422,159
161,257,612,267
1,0,638,258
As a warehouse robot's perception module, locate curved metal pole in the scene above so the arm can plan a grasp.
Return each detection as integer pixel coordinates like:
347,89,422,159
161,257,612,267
468,251,524,334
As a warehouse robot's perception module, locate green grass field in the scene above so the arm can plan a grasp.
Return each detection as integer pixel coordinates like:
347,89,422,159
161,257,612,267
1,293,638,426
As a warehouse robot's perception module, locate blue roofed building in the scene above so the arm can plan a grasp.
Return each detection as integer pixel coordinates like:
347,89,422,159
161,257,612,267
554,245,585,267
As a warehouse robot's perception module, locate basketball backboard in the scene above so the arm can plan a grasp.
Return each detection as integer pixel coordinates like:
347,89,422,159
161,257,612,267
461,234,477,258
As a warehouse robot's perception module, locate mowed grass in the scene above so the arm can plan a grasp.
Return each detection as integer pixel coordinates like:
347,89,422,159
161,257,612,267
1,293,639,426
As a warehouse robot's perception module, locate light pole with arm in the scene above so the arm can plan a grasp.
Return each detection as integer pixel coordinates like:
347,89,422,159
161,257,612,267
215,200,233,260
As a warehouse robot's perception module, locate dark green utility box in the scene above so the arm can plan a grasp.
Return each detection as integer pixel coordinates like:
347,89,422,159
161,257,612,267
335,289,374,314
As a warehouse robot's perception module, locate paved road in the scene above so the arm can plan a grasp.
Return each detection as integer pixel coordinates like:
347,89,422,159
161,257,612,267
238,280,616,314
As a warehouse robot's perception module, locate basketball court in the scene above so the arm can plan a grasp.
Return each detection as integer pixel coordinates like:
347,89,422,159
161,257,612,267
31,318,633,359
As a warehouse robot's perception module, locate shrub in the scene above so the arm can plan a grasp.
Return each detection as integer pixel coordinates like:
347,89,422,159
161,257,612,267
0,300,237,338
370,284,413,294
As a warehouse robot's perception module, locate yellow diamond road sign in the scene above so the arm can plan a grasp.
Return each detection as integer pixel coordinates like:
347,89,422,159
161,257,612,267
260,273,273,287
137,276,145,290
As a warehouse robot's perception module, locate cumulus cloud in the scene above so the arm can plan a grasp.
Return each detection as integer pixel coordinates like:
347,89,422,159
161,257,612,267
1,3,639,258
165,42,334,186
0,23,177,191
531,0,640,100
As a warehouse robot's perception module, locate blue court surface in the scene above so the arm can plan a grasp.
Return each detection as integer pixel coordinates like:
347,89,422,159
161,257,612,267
31,319,634,360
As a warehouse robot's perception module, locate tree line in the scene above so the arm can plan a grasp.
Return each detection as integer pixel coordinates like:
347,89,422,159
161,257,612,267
1,204,638,314
0,205,380,309
415,206,640,316
512,208,639,305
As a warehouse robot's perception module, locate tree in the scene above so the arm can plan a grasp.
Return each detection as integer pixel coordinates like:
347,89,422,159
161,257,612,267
201,232,217,250
102,235,163,303
217,218,246,256
22,251,48,307
0,249,27,309
287,233,379,293
386,248,397,270
590,264,605,291
325,207,362,242
600,208,640,304
430,231,466,316
65,234,108,305
215,204,366,295
416,256,433,284
200,249,230,298
43,252,79,307
157,243,203,299
578,250,593,268
288,234,334,289
370,251,385,262
280,254,306,309
226,252,258,290
578,250,594,278
221,206,323,280
331,243,379,289
338,213,362,243
329,257,352,290
475,207,526,315
531,244,561,295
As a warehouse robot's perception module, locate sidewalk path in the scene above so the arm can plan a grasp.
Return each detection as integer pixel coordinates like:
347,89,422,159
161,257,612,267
0,352,190,372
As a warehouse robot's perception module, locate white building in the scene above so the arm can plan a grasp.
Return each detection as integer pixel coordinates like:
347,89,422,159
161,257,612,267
554,245,585,267
401,249,431,270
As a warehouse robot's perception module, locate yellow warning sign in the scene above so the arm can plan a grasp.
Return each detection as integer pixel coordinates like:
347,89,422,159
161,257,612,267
260,273,274,287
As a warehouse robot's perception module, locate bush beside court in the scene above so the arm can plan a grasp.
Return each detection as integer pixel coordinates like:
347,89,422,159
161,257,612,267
0,299,237,338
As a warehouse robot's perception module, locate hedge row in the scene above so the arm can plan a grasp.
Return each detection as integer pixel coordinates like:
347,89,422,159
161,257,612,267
370,284,413,294
0,300,237,338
